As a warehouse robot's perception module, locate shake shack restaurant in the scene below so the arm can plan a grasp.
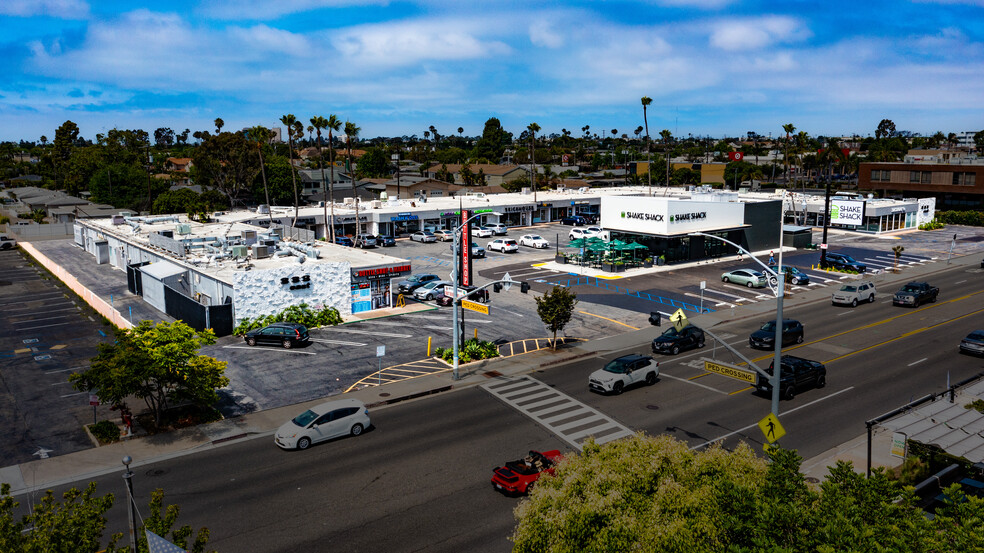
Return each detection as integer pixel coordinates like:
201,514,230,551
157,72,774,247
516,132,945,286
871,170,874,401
599,196,781,264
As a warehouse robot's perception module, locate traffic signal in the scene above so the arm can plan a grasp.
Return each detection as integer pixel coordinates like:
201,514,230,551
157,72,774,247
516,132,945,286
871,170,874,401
520,282,530,294
493,282,502,293
649,312,661,326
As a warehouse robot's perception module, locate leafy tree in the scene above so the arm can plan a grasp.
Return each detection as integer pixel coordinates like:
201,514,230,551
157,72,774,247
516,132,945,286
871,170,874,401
88,163,167,210
253,154,296,206
191,131,259,206
471,117,512,161
52,120,80,190
534,285,578,349
974,130,984,153
153,127,175,148
214,118,224,134
354,147,390,179
70,321,228,428
876,118,897,139
152,187,201,215
435,163,454,184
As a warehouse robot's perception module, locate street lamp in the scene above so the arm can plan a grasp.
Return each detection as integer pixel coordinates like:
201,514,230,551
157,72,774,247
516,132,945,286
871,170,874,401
690,223,785,417
122,456,137,553
452,210,502,380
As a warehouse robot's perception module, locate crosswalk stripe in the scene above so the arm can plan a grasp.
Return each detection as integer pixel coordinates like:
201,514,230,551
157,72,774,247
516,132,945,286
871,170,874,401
482,376,634,450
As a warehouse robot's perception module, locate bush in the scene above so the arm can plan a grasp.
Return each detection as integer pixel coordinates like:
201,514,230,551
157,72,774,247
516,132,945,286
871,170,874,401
234,302,342,335
89,420,120,443
918,219,945,230
434,339,500,364
936,210,984,227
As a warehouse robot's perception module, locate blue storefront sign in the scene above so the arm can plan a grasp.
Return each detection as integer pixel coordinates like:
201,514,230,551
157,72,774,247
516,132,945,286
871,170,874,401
390,212,419,222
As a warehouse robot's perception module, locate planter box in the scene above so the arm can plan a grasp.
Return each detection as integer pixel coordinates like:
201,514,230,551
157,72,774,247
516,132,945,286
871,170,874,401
555,255,566,264
643,259,653,268
602,263,626,273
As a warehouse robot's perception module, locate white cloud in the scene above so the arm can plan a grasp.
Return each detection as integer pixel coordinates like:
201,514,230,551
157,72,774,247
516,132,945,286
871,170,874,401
529,19,565,48
709,16,807,50
330,19,512,67
202,0,389,20
648,0,734,8
0,0,89,18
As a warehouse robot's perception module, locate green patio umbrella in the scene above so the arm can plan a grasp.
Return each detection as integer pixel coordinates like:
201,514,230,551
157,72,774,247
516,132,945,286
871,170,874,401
567,238,589,248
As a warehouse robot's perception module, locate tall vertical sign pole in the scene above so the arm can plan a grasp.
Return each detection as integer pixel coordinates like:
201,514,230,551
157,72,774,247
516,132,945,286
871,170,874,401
772,193,786,417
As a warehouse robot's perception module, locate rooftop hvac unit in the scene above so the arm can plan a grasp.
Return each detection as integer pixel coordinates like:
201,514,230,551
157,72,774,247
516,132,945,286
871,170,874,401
556,185,565,193
111,215,125,225
231,245,249,258
257,204,270,214
241,230,257,245
371,200,382,209
251,244,271,259
520,187,531,195
176,224,192,235
343,197,356,205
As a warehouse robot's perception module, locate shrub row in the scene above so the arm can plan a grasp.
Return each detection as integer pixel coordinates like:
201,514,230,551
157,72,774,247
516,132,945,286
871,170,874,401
434,338,500,365
234,302,342,335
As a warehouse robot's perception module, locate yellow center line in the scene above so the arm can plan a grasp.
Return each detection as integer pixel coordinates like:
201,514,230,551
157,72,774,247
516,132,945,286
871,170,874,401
578,311,640,330
729,386,754,395
688,373,709,380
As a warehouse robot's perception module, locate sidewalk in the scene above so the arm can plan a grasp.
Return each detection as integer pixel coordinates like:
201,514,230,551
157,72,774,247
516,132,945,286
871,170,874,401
2,246,976,496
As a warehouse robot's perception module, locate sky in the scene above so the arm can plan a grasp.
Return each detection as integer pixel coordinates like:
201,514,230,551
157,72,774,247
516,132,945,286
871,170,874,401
1,0,983,144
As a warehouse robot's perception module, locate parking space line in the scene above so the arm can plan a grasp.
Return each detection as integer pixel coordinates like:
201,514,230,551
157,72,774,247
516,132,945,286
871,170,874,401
15,322,75,331
309,338,368,346
221,345,317,354
701,287,753,301
14,315,74,324
323,328,413,338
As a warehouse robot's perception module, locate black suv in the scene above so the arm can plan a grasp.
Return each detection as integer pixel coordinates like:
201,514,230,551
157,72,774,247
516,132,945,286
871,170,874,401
651,325,705,355
560,215,588,225
823,252,866,273
749,319,804,349
756,355,826,400
244,322,310,349
397,274,440,294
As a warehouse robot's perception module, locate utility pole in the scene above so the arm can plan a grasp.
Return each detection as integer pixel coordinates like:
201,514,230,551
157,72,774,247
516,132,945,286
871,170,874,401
122,456,137,553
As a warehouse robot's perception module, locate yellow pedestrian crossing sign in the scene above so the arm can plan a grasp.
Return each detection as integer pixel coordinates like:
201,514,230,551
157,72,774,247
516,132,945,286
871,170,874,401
758,413,785,444
669,309,689,331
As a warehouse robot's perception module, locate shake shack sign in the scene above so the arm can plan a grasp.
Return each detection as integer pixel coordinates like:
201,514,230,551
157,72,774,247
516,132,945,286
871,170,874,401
669,211,707,223
621,211,664,222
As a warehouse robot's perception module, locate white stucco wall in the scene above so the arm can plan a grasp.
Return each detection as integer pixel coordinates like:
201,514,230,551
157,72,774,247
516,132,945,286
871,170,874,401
232,259,351,322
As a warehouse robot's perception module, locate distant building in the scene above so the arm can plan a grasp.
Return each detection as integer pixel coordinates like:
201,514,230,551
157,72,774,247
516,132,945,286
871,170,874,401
859,155,984,210
423,163,526,187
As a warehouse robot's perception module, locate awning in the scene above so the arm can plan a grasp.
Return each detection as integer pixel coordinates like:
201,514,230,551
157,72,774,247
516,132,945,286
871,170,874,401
880,380,984,463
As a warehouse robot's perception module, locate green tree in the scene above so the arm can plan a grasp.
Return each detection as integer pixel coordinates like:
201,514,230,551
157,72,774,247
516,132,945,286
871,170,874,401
89,163,166,209
472,117,512,161
70,321,228,428
190,131,258,205
974,130,984,153
152,187,201,215
354,147,390,179
52,120,80,191
782,122,796,184
534,285,577,349
876,118,897,139
255,154,299,206
528,123,540,197
310,115,330,238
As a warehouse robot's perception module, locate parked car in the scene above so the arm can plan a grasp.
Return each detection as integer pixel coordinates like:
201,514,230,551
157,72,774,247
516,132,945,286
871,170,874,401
588,354,659,395
824,252,867,273
721,269,767,288
569,228,595,240
334,236,354,247
397,273,440,294
892,281,939,307
652,325,705,355
560,215,587,226
471,226,494,238
519,234,550,249
433,229,454,242
275,398,370,450
779,266,811,285
756,355,826,400
584,226,603,235
0,234,16,250
375,234,396,247
449,242,486,258
244,322,310,349
487,238,519,253
491,450,563,495
749,319,805,349
410,231,437,243
413,280,452,301
960,330,984,357
354,233,377,248
485,223,509,236
831,281,876,306
436,285,490,306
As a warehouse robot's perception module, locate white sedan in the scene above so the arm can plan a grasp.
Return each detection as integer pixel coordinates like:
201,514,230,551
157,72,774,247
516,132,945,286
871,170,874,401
519,234,550,249
487,238,519,253
275,398,370,450
471,226,493,238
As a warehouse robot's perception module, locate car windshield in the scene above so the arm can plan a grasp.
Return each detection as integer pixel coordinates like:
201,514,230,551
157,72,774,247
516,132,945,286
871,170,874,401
291,409,318,427
529,235,543,240
602,360,630,374
407,275,422,282
759,321,777,332
840,285,857,292
969,331,984,340
660,327,680,337
840,254,857,263
901,284,920,292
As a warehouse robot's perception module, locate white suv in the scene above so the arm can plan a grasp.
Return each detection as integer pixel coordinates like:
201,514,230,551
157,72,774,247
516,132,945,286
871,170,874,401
588,354,658,395
831,281,876,307
485,223,508,236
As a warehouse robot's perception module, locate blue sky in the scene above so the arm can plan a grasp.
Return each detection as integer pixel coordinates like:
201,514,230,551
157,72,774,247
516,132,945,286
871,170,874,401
1,0,983,143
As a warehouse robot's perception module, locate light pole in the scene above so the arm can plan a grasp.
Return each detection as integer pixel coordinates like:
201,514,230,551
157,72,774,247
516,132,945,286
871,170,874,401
122,455,137,552
691,225,785,417
452,210,502,380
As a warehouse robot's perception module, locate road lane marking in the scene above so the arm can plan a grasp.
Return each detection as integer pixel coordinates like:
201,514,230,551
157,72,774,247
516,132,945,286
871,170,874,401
908,358,928,367
221,345,317,354
729,386,754,395
578,311,639,330
956,280,967,284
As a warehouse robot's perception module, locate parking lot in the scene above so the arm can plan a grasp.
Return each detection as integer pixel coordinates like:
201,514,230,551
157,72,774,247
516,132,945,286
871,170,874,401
0,248,115,467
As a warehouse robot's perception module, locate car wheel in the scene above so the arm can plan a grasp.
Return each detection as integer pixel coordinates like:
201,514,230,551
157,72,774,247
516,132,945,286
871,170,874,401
698,337,705,348
282,339,293,349
722,277,730,283
869,294,876,304
851,298,858,307
746,281,755,288
351,423,364,436
612,382,624,395
796,334,804,344
816,375,826,388
246,337,256,346
671,345,680,355
931,295,937,303
296,437,311,450
792,277,800,285
784,386,796,401
646,372,657,385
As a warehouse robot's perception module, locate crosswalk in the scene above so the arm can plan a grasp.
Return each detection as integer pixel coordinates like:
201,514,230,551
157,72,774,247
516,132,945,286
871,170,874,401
482,376,634,450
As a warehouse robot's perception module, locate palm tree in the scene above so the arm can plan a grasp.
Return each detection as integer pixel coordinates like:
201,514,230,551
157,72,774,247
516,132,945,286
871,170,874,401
782,123,796,187
310,115,330,240
642,96,653,193
528,123,541,203
280,114,300,226
325,115,341,242
214,118,224,134
247,126,273,223
345,121,362,235
457,127,464,137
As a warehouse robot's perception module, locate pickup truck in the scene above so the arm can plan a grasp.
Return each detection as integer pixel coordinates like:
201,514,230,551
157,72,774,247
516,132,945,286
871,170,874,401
892,281,939,307
0,234,16,250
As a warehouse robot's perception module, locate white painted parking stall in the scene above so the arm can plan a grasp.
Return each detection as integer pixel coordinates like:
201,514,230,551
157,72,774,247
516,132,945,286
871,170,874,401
482,376,634,450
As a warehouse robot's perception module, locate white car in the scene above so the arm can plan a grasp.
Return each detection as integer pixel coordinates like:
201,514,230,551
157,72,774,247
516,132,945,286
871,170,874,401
410,231,437,243
485,223,509,236
831,281,876,307
588,354,658,395
471,226,493,238
275,398,370,450
569,228,592,240
584,226,603,235
519,234,550,249
487,238,519,253
414,280,452,300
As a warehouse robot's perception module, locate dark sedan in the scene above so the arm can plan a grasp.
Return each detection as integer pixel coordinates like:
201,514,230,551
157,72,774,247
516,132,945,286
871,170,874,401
334,236,354,247
397,273,440,294
376,235,396,247
960,330,984,357
749,319,804,349
823,252,866,273
244,322,310,349
652,325,705,355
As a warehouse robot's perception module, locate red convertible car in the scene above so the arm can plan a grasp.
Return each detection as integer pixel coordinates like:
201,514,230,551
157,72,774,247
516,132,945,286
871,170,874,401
491,450,563,495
